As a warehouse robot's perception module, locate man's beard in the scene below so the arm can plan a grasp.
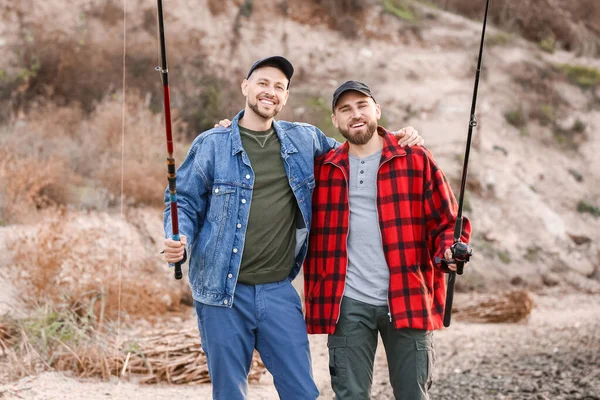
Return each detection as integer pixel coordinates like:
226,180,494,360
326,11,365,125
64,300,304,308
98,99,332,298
248,96,280,119
339,119,378,145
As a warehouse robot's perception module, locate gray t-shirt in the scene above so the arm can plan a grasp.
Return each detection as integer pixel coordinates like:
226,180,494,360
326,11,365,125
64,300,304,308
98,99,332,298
345,150,390,306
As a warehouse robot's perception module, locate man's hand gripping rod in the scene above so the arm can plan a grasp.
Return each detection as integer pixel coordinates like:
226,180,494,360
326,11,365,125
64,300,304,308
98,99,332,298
156,0,183,280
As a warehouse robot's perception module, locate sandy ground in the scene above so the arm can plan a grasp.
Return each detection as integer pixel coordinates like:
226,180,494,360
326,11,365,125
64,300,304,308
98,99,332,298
1,292,598,400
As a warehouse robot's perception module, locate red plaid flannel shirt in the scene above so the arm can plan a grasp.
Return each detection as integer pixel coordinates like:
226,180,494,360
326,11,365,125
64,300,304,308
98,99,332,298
304,128,471,334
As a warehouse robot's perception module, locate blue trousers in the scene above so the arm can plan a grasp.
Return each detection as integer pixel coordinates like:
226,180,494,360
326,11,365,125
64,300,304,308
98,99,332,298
195,279,319,400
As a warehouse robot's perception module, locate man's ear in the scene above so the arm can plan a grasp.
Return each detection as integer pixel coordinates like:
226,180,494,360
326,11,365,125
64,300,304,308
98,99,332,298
281,89,290,106
241,79,249,96
331,113,339,129
375,103,382,121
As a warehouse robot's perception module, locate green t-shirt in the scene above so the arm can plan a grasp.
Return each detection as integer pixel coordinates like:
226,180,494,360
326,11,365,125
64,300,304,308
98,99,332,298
237,125,298,285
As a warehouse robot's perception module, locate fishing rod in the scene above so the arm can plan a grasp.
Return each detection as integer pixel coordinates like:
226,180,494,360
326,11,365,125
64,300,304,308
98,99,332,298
436,0,491,326
156,0,183,280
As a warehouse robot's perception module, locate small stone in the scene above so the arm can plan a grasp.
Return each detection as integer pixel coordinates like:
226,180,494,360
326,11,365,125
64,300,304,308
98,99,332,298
542,273,560,287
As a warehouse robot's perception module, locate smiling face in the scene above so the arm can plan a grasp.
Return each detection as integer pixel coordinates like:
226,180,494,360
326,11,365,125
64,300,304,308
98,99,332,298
241,66,289,120
332,91,381,145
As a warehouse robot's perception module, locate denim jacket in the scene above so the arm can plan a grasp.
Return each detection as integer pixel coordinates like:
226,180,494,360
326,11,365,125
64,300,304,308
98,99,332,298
164,110,338,307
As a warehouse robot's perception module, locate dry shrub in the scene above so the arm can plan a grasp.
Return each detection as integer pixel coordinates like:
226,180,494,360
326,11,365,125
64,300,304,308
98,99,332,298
0,0,237,138
286,0,369,37
207,0,229,15
64,330,262,384
454,290,534,323
1,2,121,118
0,310,266,384
0,149,73,225
9,209,186,321
84,94,185,207
0,0,163,121
0,93,184,222
174,74,240,140
0,104,85,224
315,0,369,38
435,0,600,56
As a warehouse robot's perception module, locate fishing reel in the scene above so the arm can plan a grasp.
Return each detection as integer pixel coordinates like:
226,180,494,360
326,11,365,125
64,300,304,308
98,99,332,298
435,242,473,275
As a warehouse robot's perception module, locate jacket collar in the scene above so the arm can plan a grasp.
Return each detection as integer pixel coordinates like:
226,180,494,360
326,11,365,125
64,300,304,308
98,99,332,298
379,127,408,161
324,126,407,165
230,110,297,155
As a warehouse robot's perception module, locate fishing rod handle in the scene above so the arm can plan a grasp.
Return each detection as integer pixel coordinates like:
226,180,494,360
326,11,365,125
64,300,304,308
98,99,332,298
170,233,184,280
174,261,183,280
443,271,457,327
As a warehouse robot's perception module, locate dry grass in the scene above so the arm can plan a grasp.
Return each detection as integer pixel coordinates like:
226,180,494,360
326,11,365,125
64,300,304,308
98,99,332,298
0,307,266,384
0,150,73,225
454,290,534,323
88,94,185,207
0,0,238,222
8,209,187,321
0,93,185,223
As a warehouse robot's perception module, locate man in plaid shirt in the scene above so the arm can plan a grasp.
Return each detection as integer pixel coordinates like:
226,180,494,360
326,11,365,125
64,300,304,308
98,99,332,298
304,81,472,399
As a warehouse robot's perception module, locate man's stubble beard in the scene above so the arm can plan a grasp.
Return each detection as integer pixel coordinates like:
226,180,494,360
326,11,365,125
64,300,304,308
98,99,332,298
339,119,378,145
248,97,281,120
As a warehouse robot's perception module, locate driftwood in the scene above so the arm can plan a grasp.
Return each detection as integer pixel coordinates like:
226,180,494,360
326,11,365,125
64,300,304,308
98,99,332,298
453,290,534,323
2,324,266,385
58,328,266,384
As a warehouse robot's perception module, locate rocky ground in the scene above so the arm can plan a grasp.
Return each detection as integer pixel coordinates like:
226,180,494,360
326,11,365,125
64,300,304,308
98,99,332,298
1,291,599,400
420,292,599,400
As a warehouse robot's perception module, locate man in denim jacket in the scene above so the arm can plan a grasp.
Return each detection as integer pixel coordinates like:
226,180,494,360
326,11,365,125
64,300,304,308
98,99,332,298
162,56,422,400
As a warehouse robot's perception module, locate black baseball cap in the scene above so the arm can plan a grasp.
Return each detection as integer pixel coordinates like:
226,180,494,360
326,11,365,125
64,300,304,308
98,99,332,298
332,80,376,110
246,56,294,88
